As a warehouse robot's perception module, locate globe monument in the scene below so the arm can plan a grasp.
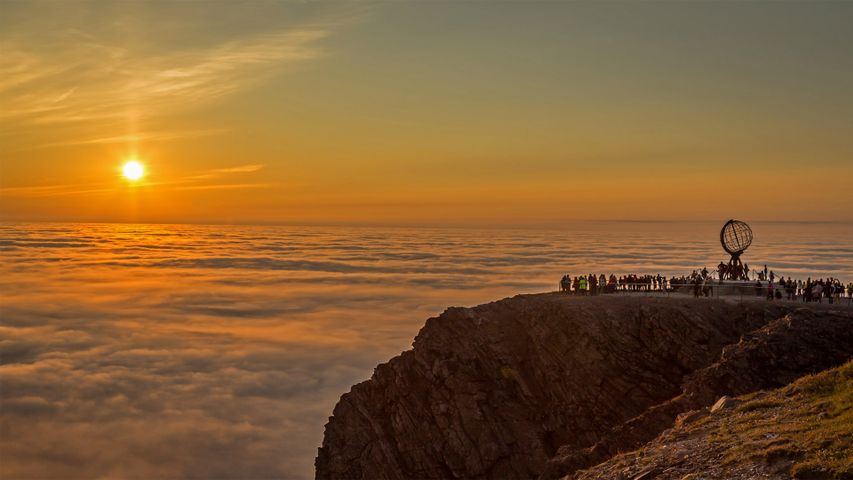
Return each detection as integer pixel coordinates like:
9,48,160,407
719,219,753,280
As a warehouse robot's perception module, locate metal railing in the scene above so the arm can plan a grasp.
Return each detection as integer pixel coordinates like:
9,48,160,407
557,281,853,306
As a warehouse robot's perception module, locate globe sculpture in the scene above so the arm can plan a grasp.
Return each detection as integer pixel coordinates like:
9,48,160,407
719,219,753,280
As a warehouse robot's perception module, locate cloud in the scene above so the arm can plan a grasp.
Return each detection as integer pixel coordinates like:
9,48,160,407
0,222,576,479
173,163,267,182
20,128,230,150
0,28,329,132
2,222,850,479
213,164,265,174
0,164,269,198
0,183,115,198
167,182,274,192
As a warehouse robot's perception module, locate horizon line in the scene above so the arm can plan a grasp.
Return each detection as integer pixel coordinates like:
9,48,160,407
1,217,851,230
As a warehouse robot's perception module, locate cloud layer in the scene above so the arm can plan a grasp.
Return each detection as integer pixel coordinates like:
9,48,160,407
1,222,851,479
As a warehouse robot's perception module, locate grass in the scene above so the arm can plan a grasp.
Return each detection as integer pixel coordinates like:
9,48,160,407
713,361,853,479
735,398,782,413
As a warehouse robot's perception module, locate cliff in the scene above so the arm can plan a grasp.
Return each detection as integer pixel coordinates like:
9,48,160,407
315,294,853,480
567,360,852,480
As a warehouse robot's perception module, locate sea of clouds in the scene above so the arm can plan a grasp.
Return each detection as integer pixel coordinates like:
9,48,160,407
1,221,851,479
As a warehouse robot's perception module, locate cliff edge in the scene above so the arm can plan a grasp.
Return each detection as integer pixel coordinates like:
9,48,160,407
567,360,852,480
315,294,853,480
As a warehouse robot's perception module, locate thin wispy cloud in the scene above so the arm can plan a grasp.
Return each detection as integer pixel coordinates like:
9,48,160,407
0,28,329,130
170,183,274,192
172,164,267,182
20,128,230,150
1,164,269,198
0,182,120,198
213,164,265,174
167,164,270,192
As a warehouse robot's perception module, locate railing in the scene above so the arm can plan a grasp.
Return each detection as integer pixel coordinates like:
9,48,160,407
557,281,853,306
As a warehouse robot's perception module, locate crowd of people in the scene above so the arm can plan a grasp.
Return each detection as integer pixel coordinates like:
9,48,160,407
755,277,849,304
558,269,852,303
558,273,670,295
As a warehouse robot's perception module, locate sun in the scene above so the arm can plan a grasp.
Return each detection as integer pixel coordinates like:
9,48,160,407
122,160,145,181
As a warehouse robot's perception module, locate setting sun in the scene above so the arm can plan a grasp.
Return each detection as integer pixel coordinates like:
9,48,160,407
122,160,145,181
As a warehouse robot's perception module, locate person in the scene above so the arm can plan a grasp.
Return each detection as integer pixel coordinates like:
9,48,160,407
743,263,750,280
767,281,775,301
578,276,588,296
560,275,570,293
599,274,606,295
812,282,823,303
718,262,726,280
764,265,768,281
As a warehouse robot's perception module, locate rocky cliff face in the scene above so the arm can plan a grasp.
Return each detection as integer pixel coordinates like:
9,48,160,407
315,295,853,480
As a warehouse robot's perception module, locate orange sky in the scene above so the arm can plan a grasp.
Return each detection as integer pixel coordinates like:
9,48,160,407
2,2,852,225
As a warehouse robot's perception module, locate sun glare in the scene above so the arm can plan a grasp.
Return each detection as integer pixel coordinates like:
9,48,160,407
122,160,145,181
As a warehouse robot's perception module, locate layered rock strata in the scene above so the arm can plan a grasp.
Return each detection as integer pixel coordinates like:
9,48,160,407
316,295,853,480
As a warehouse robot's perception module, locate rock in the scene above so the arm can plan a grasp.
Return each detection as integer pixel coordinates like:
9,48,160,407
543,306,853,478
710,396,740,413
675,410,709,427
315,294,853,480
633,467,658,480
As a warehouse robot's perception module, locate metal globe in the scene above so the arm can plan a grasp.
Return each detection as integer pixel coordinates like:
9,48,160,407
720,220,753,255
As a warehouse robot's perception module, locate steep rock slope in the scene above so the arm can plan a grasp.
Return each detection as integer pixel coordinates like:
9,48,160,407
542,306,853,478
315,295,853,480
568,360,853,480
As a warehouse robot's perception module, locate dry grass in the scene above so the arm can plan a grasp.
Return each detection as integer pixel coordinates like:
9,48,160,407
572,362,853,480
713,361,853,479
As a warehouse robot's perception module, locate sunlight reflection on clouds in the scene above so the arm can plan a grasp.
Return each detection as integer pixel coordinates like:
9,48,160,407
1,222,851,479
